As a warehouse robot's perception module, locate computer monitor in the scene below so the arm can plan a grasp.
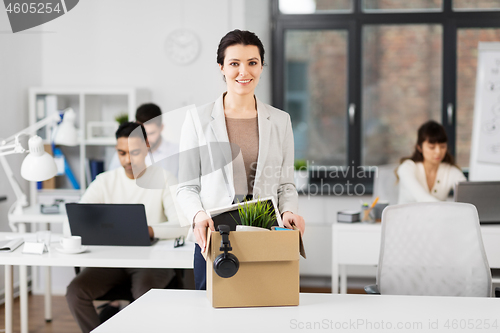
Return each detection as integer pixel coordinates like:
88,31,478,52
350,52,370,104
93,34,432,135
454,181,500,224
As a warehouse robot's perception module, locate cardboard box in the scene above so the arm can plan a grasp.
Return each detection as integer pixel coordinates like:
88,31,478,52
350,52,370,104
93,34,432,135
203,228,306,308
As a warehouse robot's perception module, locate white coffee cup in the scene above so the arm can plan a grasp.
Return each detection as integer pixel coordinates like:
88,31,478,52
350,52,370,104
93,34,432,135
60,236,82,250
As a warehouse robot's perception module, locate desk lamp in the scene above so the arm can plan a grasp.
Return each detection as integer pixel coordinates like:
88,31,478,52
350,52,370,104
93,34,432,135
0,108,77,216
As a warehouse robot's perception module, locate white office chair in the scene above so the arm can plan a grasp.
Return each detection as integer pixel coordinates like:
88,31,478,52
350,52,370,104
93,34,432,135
365,202,492,297
372,164,399,205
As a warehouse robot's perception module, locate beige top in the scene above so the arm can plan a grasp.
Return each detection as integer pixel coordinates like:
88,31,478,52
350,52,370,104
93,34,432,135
177,94,298,230
225,117,259,196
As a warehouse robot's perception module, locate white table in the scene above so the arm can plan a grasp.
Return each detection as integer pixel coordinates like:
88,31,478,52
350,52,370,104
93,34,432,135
93,289,500,333
0,232,194,333
7,205,67,327
7,204,67,233
332,222,500,294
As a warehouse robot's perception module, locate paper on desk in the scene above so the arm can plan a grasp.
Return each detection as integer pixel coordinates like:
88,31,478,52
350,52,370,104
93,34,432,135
152,240,195,252
0,238,24,252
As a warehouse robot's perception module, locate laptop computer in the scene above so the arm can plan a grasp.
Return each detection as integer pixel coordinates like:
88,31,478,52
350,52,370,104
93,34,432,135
454,181,500,224
65,203,158,246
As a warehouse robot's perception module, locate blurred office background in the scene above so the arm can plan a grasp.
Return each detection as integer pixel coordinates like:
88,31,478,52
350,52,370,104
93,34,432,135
2,0,500,294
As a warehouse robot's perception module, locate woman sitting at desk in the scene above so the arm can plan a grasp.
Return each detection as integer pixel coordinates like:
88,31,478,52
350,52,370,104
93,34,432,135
397,120,466,204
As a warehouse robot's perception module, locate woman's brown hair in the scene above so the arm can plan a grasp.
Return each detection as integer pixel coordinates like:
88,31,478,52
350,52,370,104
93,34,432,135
216,29,265,67
400,120,456,165
396,120,459,180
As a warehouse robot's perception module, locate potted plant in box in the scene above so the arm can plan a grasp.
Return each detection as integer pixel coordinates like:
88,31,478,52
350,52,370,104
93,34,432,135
234,198,276,231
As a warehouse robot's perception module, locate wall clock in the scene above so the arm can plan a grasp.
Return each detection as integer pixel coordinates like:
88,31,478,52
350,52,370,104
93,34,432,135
165,29,201,65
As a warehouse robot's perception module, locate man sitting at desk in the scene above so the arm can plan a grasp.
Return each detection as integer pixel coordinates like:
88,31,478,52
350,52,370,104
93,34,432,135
109,103,179,178
66,122,186,333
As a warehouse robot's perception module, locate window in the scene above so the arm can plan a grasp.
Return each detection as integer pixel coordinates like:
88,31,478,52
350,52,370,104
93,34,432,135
363,24,442,165
454,0,500,11
363,0,442,12
285,30,348,165
279,0,353,14
273,0,500,192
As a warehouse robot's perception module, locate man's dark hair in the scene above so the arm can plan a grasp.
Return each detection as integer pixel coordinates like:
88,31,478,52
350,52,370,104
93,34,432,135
115,121,147,140
135,103,162,127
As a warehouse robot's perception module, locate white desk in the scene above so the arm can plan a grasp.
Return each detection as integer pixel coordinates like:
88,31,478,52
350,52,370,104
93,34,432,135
332,222,500,294
6,205,67,327
7,204,67,232
93,289,500,333
0,232,195,333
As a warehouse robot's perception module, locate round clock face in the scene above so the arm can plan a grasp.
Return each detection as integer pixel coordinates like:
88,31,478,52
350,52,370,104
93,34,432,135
165,29,201,65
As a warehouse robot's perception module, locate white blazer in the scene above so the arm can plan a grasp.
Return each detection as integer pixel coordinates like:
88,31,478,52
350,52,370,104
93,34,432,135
176,94,298,226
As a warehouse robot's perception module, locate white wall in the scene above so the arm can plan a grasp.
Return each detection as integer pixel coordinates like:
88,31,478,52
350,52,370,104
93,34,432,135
245,0,272,104
11,0,273,295
1,0,369,298
0,4,43,298
39,0,272,111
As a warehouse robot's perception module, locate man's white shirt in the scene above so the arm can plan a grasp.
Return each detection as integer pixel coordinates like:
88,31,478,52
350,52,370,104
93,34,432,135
80,166,187,239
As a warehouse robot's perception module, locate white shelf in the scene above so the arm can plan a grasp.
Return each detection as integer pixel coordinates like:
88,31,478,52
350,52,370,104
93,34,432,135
29,87,147,96
41,139,116,146
41,140,82,146
29,87,150,205
85,138,117,146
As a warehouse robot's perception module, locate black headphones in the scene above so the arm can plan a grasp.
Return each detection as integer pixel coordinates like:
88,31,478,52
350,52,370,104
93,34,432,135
213,225,239,278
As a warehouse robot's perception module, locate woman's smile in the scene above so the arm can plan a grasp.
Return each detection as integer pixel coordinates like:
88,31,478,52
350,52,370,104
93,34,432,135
236,78,252,85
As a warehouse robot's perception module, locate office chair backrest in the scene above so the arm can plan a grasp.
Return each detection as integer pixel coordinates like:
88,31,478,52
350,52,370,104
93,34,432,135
378,202,492,297
372,164,399,205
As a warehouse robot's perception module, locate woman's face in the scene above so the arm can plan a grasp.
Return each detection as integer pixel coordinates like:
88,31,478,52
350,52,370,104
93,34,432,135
419,140,447,165
219,44,263,96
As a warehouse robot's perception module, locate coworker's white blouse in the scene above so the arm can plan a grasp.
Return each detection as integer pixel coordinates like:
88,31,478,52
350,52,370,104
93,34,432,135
397,160,466,204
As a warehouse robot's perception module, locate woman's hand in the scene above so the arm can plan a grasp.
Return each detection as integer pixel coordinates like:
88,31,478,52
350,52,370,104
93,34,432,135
282,211,305,235
193,211,215,252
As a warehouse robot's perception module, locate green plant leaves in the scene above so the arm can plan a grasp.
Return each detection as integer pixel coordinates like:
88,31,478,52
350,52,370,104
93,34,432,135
234,198,276,230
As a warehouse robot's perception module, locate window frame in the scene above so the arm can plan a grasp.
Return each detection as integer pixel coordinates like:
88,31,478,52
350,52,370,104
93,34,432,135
272,0,500,174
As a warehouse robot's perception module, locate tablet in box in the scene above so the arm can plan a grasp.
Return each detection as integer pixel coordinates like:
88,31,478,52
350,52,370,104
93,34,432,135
208,196,283,231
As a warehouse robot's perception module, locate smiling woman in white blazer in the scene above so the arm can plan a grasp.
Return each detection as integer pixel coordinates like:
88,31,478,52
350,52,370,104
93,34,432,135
176,30,305,290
